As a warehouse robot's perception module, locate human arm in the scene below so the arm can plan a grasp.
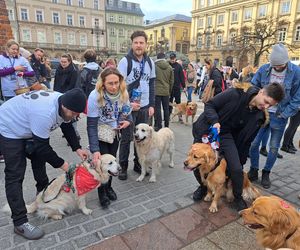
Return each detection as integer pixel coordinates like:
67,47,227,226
169,67,174,94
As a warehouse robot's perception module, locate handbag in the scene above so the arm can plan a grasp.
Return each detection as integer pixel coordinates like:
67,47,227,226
202,80,215,103
98,124,116,144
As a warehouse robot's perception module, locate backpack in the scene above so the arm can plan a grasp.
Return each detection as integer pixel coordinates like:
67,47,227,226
125,54,152,77
81,67,100,96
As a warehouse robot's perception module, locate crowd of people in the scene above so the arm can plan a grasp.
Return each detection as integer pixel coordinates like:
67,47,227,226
0,32,300,241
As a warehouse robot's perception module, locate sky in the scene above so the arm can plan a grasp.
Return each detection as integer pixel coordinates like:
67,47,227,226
132,0,192,21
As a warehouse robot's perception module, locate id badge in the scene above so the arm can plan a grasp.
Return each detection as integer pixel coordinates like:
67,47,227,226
10,74,16,81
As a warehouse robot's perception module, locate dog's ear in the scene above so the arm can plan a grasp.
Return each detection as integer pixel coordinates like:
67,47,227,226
269,209,292,234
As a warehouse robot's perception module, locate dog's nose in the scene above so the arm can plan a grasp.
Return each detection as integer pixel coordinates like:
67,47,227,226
183,161,188,167
134,135,139,139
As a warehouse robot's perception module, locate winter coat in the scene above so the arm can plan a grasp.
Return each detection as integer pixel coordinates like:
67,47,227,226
169,61,185,89
154,59,174,96
54,63,80,93
186,69,197,88
209,67,223,96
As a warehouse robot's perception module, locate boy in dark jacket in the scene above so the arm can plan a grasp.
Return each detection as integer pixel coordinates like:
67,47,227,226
192,82,284,212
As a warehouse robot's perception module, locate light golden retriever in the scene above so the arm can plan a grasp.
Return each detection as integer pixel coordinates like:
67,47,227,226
241,196,300,250
134,123,175,182
171,102,198,124
25,154,120,220
184,143,260,213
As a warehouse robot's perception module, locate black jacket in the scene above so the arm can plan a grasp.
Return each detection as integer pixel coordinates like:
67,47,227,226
30,54,47,80
54,63,80,93
193,86,266,165
169,62,185,89
209,67,224,96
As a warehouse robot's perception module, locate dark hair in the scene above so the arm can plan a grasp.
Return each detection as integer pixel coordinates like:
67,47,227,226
130,30,148,43
157,52,165,59
264,82,285,103
225,57,233,67
83,49,97,62
204,58,212,66
61,53,73,62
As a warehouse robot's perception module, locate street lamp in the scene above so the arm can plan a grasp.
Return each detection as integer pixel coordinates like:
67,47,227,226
91,25,105,61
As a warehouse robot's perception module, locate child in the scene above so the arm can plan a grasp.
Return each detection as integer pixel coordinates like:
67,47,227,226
87,67,132,209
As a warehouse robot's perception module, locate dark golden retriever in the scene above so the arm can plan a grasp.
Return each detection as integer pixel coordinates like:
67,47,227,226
184,143,260,213
241,196,300,250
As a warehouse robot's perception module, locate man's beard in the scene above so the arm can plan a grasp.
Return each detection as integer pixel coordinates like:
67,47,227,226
273,66,287,72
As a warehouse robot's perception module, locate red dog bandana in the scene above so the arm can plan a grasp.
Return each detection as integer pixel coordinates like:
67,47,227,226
186,109,193,116
75,166,100,196
280,200,290,209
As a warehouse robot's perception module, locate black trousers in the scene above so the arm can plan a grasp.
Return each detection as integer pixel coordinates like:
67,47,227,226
119,108,149,165
282,110,300,148
169,87,181,115
154,95,170,130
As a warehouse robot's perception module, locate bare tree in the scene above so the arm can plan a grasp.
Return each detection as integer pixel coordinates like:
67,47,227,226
233,16,297,66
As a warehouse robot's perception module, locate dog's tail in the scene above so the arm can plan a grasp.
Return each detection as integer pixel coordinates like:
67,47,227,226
26,201,38,214
242,172,261,201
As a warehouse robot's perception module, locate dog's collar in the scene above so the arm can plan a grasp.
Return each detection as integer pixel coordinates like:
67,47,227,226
204,157,223,180
286,227,298,241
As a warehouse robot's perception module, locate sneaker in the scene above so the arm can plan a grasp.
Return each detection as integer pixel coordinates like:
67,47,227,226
232,198,248,212
106,186,117,201
281,146,295,154
247,168,258,182
290,144,297,152
259,147,268,157
277,153,283,159
0,155,4,163
192,186,208,201
14,222,44,240
261,170,271,189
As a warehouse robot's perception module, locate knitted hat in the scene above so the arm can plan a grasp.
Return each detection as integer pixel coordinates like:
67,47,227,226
61,88,86,113
269,44,289,66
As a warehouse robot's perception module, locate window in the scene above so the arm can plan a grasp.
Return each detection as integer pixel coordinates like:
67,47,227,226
199,0,205,7
8,9,14,21
79,16,85,26
207,0,213,6
161,27,165,37
118,1,122,8
36,10,43,22
22,29,31,41
197,35,202,48
198,18,204,28
183,29,188,38
127,17,131,24
66,0,72,5
231,10,238,23
279,27,287,42
20,8,28,21
110,28,115,36
217,14,224,25
127,2,131,9
53,12,60,24
54,32,62,44
295,25,300,41
94,0,99,9
206,34,211,48
218,0,224,3
109,15,114,22
230,32,236,45
111,42,116,50
119,28,124,36
108,0,113,5
78,0,84,7
216,34,222,47
68,32,75,45
298,0,300,12
244,8,252,20
149,34,153,40
94,18,99,27
67,14,73,26
207,16,212,27
258,5,267,18
37,30,46,43
119,16,124,23
52,0,58,3
80,34,87,46
280,0,291,14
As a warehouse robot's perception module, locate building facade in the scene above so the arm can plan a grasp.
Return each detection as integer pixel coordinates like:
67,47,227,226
0,1,14,51
5,0,106,60
190,0,300,69
145,14,191,57
105,0,144,60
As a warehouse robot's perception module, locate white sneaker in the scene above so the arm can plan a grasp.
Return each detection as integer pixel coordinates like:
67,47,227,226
0,155,4,163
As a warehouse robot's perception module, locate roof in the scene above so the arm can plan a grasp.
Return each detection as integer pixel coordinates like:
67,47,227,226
146,14,191,26
106,0,144,16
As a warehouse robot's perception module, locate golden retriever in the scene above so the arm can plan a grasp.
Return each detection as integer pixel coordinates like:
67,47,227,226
25,154,120,220
134,123,175,182
184,143,260,213
241,196,300,250
171,102,198,124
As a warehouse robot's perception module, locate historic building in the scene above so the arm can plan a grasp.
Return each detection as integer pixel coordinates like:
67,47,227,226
190,0,300,69
5,0,106,60
105,0,144,60
0,1,13,51
144,14,192,57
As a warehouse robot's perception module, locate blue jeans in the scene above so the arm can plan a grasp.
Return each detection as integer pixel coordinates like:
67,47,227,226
187,86,194,102
261,126,270,148
249,112,287,171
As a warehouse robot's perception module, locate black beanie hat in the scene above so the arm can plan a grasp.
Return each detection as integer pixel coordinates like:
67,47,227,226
61,88,86,113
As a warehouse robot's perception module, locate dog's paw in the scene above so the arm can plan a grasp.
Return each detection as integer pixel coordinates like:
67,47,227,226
136,175,144,182
51,214,63,220
149,176,156,182
82,208,93,215
204,194,212,202
209,205,218,213
169,162,174,168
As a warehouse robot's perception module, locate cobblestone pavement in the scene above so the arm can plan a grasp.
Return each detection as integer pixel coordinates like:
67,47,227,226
0,97,299,249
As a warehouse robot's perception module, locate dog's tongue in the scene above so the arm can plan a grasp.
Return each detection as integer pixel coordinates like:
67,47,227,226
75,166,100,196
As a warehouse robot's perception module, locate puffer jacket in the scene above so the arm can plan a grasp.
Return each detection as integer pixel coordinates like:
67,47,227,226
54,63,79,93
155,59,174,96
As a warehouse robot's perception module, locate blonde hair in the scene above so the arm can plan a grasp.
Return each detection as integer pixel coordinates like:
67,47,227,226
96,67,128,106
6,39,19,50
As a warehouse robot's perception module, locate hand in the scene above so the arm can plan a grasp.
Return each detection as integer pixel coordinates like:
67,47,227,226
148,107,154,117
213,123,221,134
92,152,101,166
118,120,130,129
60,161,69,172
17,72,24,77
76,148,89,161
131,102,140,111
14,65,27,72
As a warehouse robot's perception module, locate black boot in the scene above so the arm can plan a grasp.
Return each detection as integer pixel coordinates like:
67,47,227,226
106,176,117,201
193,169,207,201
290,143,297,152
247,168,258,182
98,184,110,209
118,162,128,180
233,197,248,212
133,159,142,174
261,169,271,189
259,147,268,157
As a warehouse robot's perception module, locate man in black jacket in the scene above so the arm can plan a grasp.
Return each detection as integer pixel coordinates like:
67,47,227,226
192,83,284,212
28,48,48,87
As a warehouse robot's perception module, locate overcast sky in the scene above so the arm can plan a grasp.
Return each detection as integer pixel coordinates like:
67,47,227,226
133,0,192,21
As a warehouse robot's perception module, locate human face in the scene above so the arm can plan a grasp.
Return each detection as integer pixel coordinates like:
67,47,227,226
34,50,44,61
169,57,176,64
103,74,120,95
132,36,146,59
253,89,277,110
7,44,19,57
60,57,71,69
61,105,80,121
273,64,287,72
205,63,211,69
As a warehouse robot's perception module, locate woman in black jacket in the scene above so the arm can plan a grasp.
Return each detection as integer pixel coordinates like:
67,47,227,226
54,53,79,93
204,58,224,96
192,82,284,212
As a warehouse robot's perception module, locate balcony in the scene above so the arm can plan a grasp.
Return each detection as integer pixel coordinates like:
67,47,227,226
19,41,94,52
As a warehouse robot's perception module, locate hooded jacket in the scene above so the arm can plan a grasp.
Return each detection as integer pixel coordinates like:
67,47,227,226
80,62,101,97
169,61,185,89
54,63,80,93
155,59,174,96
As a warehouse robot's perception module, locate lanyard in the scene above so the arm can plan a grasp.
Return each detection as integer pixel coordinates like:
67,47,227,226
139,59,145,77
8,57,16,68
105,93,119,121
